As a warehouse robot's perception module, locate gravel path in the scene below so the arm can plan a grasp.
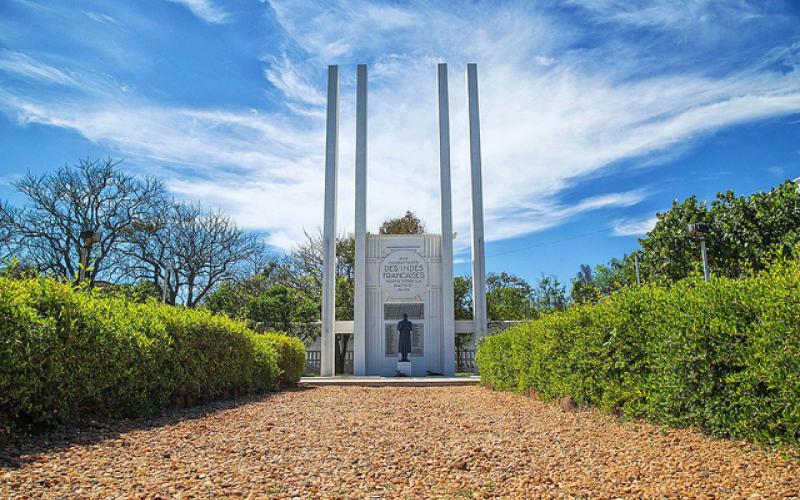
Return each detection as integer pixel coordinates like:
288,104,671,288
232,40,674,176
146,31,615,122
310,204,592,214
1,386,798,498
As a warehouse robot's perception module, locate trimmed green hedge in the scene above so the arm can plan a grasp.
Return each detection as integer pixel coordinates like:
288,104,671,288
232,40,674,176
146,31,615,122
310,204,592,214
477,258,800,446
0,276,304,438
258,331,305,388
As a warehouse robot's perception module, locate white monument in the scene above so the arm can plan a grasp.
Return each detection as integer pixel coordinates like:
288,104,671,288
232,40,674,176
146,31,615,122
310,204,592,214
321,63,486,377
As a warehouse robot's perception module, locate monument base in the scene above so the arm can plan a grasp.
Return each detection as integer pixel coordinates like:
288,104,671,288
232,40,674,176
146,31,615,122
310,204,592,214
396,361,412,377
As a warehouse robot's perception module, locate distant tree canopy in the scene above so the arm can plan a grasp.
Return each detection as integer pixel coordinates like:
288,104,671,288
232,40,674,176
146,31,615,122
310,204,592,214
455,272,563,321
643,181,800,280
571,180,800,303
454,276,473,320
489,272,538,321
0,158,265,307
205,265,319,341
379,210,425,235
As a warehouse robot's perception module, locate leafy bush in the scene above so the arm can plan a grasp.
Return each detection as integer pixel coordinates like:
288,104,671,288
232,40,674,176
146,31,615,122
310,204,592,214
257,332,305,388
477,258,800,446
0,276,303,438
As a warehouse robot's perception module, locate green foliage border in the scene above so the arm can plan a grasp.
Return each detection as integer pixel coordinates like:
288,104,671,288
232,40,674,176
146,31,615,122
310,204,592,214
0,275,304,439
477,258,800,446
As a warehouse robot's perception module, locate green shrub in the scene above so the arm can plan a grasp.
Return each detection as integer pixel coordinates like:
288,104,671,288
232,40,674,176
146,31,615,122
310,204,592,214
477,259,800,446
257,332,305,388
0,276,304,438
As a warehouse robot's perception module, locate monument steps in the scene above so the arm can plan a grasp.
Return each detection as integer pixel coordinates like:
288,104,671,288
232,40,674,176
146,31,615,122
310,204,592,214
299,376,480,387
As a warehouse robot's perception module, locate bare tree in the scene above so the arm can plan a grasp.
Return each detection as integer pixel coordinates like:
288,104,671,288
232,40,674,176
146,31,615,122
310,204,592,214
289,230,325,294
176,206,265,307
116,198,175,293
288,230,354,294
0,159,165,284
0,200,19,263
121,203,264,307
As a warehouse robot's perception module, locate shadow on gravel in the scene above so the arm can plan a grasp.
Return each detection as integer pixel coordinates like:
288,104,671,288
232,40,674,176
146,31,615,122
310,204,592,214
0,387,313,469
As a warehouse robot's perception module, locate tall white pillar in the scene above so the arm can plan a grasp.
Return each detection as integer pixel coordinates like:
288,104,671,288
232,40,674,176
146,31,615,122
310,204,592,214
353,64,368,375
321,65,339,377
466,63,488,339
437,63,456,376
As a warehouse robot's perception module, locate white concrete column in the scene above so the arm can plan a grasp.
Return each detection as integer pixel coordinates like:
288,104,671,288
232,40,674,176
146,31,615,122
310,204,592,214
321,65,339,377
437,63,456,376
353,64,368,375
466,63,488,339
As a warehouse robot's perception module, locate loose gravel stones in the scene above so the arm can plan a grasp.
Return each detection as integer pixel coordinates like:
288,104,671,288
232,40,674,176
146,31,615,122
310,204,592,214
1,386,798,498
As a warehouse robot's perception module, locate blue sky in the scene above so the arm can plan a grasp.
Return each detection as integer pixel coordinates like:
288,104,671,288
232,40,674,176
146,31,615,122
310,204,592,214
1,0,799,286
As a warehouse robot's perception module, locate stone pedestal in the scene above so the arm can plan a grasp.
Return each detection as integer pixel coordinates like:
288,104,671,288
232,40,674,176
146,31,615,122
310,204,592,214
396,361,412,377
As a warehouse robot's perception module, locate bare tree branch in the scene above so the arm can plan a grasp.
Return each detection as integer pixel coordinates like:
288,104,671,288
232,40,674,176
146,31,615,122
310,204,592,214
1,158,165,283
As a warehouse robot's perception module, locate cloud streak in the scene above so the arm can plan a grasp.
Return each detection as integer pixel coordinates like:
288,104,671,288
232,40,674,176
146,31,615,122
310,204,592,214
166,0,229,24
0,51,76,86
612,216,659,236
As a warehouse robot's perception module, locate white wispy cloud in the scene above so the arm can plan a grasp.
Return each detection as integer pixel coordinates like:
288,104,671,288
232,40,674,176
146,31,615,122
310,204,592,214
1,1,799,254
1,97,318,174
0,50,76,86
766,165,787,177
267,0,424,60
82,11,119,25
0,91,326,249
484,190,647,248
565,0,772,31
263,54,327,109
166,0,229,24
612,216,659,236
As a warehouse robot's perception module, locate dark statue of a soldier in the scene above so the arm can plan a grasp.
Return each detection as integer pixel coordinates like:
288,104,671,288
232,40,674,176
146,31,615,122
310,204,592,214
397,313,413,362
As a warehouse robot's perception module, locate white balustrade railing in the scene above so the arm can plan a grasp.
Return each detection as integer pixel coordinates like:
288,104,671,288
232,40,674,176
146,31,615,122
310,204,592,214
302,320,524,375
